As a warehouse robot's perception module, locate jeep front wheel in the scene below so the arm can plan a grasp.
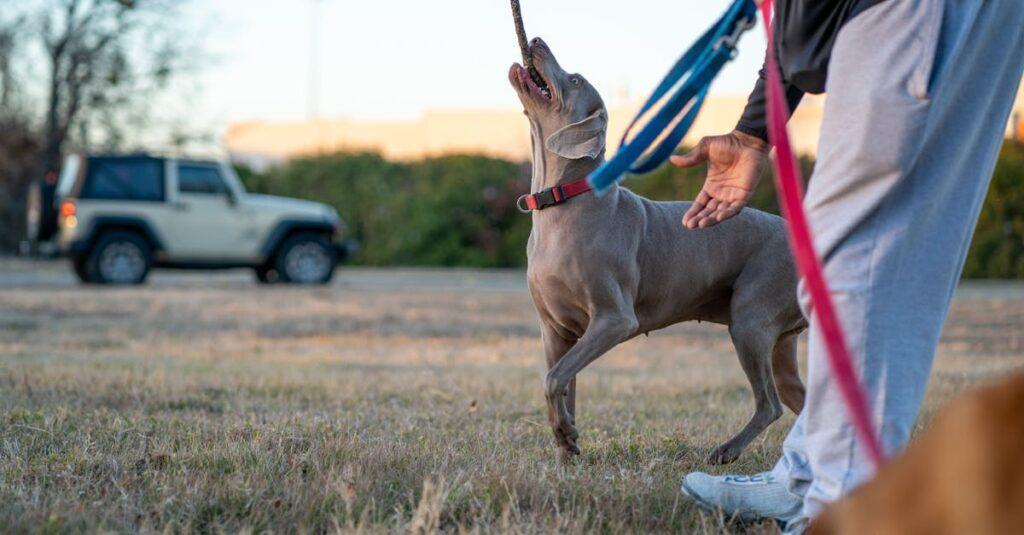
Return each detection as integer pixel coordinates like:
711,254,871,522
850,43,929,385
274,233,336,284
87,231,152,285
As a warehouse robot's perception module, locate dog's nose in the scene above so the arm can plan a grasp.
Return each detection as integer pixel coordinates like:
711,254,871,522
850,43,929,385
531,37,545,48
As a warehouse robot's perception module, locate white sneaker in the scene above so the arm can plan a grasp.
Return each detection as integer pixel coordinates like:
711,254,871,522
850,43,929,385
680,471,803,523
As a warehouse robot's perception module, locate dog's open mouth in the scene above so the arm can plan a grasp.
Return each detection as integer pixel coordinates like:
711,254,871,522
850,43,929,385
512,63,552,101
527,65,551,100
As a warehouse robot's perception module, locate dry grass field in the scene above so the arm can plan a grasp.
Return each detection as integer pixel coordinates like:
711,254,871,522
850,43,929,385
1,258,1023,533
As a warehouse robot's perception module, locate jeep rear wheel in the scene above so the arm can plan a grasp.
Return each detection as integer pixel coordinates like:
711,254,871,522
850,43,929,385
87,232,152,285
254,266,279,284
71,256,96,284
274,233,336,284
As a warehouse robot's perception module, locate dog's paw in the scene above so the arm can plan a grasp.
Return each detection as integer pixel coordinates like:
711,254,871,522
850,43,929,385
551,406,579,455
551,419,580,455
707,443,742,465
556,448,579,465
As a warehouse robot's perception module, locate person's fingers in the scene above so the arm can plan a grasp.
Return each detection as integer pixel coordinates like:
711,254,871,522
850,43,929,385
693,189,712,207
682,210,697,229
683,208,701,229
698,200,746,228
670,138,709,168
682,190,710,228
698,207,725,228
714,202,744,223
686,193,720,229
692,198,720,226
695,200,734,229
691,202,716,225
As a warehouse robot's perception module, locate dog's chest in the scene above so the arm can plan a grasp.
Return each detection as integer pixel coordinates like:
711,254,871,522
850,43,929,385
526,255,592,338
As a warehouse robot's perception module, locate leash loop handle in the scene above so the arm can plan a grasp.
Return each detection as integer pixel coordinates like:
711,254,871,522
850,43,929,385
587,0,757,194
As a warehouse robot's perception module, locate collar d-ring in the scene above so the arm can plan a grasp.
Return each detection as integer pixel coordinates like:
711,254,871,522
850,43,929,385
516,194,532,213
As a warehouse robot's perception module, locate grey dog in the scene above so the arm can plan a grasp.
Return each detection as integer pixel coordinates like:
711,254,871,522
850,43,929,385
508,38,807,464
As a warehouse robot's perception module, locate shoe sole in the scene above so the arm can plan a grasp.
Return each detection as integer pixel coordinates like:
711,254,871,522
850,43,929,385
679,479,802,525
679,479,720,514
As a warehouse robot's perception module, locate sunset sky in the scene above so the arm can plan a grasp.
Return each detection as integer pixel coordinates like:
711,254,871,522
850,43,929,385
195,0,768,126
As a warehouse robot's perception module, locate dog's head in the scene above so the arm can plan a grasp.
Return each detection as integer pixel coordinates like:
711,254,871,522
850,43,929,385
508,38,607,162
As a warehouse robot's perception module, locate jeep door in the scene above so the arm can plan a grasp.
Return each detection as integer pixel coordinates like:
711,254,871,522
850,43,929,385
164,162,259,262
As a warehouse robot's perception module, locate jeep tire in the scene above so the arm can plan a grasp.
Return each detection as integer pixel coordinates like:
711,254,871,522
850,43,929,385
254,265,279,284
71,255,96,284
86,231,153,285
274,233,336,284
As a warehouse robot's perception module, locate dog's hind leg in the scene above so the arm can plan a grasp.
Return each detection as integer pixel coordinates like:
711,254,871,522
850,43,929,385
545,312,638,456
708,326,784,465
772,331,805,414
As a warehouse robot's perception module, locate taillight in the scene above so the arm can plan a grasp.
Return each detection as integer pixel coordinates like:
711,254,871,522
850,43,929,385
60,200,78,228
59,200,76,218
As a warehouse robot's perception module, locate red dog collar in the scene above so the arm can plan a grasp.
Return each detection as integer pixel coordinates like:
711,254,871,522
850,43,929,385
516,178,593,212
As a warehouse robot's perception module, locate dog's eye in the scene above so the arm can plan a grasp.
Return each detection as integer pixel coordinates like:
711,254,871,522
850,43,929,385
570,76,581,86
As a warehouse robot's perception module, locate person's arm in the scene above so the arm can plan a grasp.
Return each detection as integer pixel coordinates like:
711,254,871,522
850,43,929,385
735,64,805,142
671,54,803,229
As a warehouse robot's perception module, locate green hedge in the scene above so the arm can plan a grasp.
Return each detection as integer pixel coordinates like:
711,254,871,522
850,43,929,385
240,153,532,267
964,142,1024,278
240,143,1024,277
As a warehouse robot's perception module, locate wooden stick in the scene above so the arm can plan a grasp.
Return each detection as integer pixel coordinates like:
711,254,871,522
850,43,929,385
510,0,546,89
510,0,531,68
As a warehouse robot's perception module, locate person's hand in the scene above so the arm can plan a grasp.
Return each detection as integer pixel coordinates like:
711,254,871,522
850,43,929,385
670,130,769,229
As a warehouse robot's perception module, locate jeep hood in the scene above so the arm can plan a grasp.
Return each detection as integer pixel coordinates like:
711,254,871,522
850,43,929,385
242,193,337,220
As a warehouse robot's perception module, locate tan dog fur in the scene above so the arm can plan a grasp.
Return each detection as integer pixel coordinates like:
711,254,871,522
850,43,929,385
811,373,1024,534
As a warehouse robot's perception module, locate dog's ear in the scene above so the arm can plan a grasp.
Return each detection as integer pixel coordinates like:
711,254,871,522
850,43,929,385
545,109,607,160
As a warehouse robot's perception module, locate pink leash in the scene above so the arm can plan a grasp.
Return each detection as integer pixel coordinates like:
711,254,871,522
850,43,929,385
759,0,886,469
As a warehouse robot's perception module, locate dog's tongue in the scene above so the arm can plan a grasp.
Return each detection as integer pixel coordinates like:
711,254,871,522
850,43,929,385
510,0,549,95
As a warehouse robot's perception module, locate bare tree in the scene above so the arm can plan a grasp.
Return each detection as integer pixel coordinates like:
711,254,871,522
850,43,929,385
0,0,199,251
39,0,193,172
0,16,22,113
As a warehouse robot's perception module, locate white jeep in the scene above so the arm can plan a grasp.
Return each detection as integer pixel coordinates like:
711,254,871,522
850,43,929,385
52,154,354,285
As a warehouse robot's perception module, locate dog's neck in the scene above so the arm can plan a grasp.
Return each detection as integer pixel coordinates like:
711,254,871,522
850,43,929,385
529,122,608,193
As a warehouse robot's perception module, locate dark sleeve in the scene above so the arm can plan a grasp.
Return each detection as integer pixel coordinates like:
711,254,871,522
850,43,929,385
735,63,805,142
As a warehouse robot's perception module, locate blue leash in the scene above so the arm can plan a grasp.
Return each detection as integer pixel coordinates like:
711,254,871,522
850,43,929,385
587,0,758,194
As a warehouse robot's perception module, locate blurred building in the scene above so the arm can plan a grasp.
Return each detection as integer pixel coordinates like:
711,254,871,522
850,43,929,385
226,81,1024,169
1012,80,1024,143
225,95,825,170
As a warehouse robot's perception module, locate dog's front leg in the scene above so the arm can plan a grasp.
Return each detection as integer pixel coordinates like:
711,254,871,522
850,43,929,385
542,324,577,459
545,314,638,455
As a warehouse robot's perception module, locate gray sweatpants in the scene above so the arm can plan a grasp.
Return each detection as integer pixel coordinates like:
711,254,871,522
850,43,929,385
770,0,1024,518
